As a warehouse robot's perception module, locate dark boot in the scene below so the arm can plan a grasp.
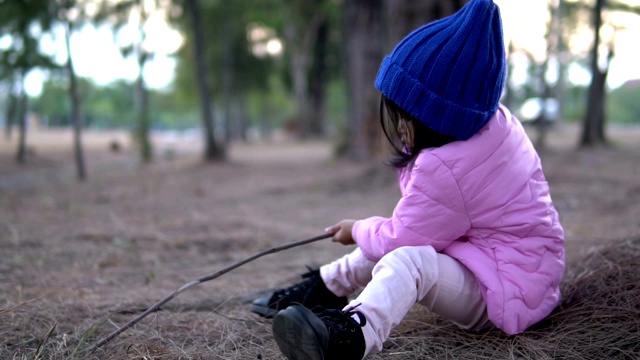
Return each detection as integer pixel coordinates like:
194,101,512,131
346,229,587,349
272,304,367,360
251,268,348,318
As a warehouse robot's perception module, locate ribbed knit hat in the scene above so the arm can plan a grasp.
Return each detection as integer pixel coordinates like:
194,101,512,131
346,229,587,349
375,0,506,141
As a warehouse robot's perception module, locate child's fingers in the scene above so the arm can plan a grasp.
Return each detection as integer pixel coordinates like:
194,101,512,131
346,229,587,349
324,225,338,234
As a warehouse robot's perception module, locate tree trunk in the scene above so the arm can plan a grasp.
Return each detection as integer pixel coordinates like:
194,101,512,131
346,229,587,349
293,49,310,137
258,93,271,141
342,0,465,161
187,0,224,161
554,0,567,124
221,0,233,143
235,95,248,141
282,3,325,139
386,0,466,45
344,0,385,161
4,92,17,141
284,25,311,138
135,54,152,163
65,21,87,180
16,91,27,164
580,0,607,147
535,0,562,152
309,17,329,137
534,59,552,151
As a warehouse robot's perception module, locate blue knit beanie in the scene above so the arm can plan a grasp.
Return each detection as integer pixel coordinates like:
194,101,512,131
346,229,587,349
375,0,506,141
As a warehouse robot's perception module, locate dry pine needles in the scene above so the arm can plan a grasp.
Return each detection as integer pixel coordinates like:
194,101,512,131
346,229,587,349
373,236,640,360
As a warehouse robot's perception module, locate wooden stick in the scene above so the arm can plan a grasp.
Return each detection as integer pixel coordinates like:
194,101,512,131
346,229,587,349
90,232,332,352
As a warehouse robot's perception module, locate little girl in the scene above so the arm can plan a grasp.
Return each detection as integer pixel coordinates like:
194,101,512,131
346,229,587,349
252,0,565,358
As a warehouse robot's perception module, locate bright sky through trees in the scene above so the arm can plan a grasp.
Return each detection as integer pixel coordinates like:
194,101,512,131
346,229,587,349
21,15,182,96
495,0,640,88
18,1,640,96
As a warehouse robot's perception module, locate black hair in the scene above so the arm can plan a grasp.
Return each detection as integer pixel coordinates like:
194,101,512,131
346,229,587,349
379,95,457,169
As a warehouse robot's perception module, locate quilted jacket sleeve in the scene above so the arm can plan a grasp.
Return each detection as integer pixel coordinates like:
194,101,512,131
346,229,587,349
352,153,472,262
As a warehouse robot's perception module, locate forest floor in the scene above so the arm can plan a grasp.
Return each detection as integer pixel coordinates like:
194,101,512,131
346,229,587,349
0,123,639,359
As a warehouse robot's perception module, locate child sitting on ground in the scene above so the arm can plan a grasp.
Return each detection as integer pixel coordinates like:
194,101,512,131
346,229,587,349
252,1,565,358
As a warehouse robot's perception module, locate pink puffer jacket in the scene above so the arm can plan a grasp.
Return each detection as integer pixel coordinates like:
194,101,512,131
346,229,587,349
352,104,565,335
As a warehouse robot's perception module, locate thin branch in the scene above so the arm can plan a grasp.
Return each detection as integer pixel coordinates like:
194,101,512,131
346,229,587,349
89,232,332,352
0,299,35,315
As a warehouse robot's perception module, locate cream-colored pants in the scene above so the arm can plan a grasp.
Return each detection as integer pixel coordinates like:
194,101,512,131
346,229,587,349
320,246,490,357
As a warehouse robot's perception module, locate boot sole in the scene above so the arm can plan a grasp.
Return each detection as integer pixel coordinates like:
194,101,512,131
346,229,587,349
272,307,325,360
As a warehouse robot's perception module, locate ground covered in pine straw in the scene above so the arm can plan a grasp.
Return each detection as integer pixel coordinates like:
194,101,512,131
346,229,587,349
3,236,639,359
378,236,640,360
1,125,639,359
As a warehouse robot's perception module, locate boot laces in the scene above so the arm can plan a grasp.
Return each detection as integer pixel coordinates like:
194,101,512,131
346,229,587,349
271,267,319,303
317,304,366,344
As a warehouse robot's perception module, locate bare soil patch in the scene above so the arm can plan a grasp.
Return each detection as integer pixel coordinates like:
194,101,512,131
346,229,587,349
1,124,639,359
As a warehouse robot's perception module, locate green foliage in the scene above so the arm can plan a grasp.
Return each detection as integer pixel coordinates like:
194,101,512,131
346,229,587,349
149,89,200,130
608,83,640,124
0,0,59,79
325,79,347,126
4,1,346,139
563,85,588,122
31,77,199,130
607,1,640,15
14,0,640,140
85,81,136,128
30,78,132,128
246,74,295,129
173,0,273,97
30,76,70,126
555,82,640,125
171,0,345,135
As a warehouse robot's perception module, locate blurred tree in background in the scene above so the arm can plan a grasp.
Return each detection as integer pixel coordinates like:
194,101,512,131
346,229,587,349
2,0,640,171
579,0,640,146
93,0,171,163
60,0,90,180
183,0,224,161
0,0,58,163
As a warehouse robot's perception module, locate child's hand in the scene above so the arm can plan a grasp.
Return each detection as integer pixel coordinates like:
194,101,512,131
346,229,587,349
325,220,357,245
